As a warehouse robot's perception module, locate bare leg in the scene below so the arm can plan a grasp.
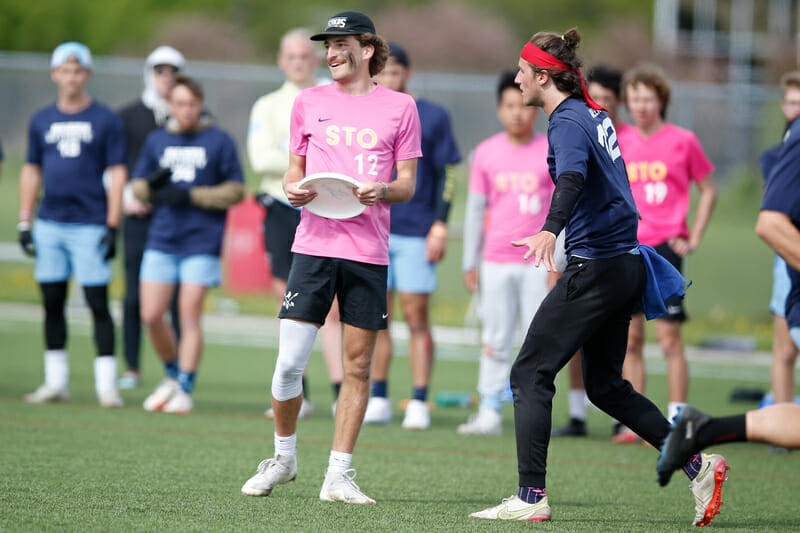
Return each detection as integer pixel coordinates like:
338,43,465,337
332,324,377,453
746,404,800,448
321,298,344,385
568,352,584,389
371,291,394,382
622,313,646,393
273,394,304,437
400,292,433,389
140,281,177,363
176,283,207,372
656,319,688,403
772,315,798,403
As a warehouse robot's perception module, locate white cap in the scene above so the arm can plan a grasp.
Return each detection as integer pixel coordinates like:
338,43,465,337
145,46,185,70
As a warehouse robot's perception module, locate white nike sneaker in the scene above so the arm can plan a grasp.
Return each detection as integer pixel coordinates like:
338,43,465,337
689,453,729,526
401,399,430,430
264,397,314,419
241,455,298,497
142,378,179,412
469,495,551,521
23,384,70,404
457,408,503,436
163,390,193,414
363,396,392,424
319,468,376,504
97,389,124,408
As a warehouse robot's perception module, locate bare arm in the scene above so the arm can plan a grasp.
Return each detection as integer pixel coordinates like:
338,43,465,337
756,210,800,271
283,152,316,207
19,163,42,221
672,176,716,256
106,164,127,228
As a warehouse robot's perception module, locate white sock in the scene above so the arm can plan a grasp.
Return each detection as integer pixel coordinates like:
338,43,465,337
274,433,297,458
94,356,118,395
327,450,352,474
667,402,687,424
44,350,69,391
568,389,586,421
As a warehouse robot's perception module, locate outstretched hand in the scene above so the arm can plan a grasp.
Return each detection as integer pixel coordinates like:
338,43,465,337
512,231,557,271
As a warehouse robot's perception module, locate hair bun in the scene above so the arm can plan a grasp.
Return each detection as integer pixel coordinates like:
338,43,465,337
562,28,581,49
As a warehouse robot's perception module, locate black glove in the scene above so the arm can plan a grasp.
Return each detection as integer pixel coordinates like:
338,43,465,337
153,185,191,206
146,168,173,190
100,226,117,261
17,222,35,257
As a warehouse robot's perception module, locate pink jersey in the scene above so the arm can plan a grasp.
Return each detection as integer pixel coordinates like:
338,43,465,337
618,123,714,246
469,132,553,263
289,83,422,264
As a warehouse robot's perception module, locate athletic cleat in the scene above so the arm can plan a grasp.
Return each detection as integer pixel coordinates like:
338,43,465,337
143,378,179,412
23,384,70,404
457,408,502,436
117,370,141,390
552,417,587,437
401,399,430,430
657,405,711,486
163,390,193,414
689,453,729,527
363,396,392,424
97,389,124,408
264,397,313,419
469,495,551,521
319,468,375,504
613,427,642,444
241,455,297,497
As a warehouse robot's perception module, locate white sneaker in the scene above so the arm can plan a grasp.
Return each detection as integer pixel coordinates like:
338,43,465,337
689,453,729,526
163,390,193,414
143,378,179,412
241,455,297,497
265,397,314,419
469,495,551,521
97,389,124,408
401,399,430,430
457,408,503,436
363,396,392,424
319,469,376,504
23,384,69,404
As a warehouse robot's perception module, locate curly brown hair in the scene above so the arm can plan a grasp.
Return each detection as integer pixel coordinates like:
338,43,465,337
622,63,671,119
527,27,584,99
356,33,389,76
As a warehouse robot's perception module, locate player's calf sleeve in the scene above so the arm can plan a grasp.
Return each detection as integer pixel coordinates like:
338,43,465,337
271,319,319,401
84,285,115,356
40,281,68,350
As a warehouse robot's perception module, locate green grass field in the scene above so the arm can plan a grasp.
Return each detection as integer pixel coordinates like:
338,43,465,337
2,312,799,532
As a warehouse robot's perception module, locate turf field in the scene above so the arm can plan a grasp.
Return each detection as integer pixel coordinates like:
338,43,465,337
2,310,798,532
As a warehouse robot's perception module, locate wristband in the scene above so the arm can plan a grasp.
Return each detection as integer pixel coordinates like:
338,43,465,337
542,230,557,241
17,221,31,231
379,181,389,200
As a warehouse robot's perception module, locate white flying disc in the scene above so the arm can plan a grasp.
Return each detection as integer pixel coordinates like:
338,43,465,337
298,172,366,219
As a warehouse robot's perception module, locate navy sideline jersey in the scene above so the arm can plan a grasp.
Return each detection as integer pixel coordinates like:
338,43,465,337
134,126,243,256
27,102,127,225
547,97,638,258
390,99,461,237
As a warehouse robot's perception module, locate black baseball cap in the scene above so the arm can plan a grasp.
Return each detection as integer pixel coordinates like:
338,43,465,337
388,42,410,67
310,11,376,41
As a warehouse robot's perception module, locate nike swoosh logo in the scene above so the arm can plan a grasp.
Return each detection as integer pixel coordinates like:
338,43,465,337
381,313,388,319
318,117,332,122
497,505,538,520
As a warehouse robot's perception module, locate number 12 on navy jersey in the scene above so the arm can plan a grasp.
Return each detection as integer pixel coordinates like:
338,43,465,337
596,117,621,162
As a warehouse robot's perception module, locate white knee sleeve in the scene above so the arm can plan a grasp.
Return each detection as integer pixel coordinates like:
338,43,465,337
271,319,319,401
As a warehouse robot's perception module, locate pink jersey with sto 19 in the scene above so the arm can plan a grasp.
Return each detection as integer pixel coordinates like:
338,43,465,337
617,123,714,246
289,83,422,265
469,132,553,263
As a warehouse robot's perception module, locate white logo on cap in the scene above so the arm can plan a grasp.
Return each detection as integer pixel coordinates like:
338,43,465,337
328,17,347,28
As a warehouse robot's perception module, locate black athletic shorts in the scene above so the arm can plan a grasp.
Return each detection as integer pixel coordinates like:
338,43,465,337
654,242,687,322
263,199,301,280
278,253,388,330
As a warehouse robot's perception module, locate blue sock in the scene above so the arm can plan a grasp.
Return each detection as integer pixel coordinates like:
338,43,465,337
372,380,387,398
177,370,196,394
164,359,179,379
412,386,428,402
518,486,547,504
682,453,703,480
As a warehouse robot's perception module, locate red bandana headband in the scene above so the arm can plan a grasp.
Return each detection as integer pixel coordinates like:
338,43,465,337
520,42,604,111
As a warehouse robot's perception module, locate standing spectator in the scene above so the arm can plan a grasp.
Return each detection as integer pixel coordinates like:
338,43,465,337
248,28,342,418
457,70,558,436
363,42,461,429
240,11,421,504
131,75,244,414
20,42,127,407
614,64,717,442
117,46,185,390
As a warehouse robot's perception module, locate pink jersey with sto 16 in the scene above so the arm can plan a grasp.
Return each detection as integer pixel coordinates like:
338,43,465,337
469,132,553,263
618,123,714,246
289,83,422,265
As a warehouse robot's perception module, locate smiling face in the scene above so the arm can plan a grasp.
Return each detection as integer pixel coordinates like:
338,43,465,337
324,35,371,84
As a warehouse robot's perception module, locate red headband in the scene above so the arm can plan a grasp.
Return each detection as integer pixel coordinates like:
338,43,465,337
520,42,604,111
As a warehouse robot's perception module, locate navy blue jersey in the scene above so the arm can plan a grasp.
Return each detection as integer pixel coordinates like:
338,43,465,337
760,144,782,185
390,99,461,237
27,101,127,225
763,117,800,225
547,97,638,258
134,126,243,256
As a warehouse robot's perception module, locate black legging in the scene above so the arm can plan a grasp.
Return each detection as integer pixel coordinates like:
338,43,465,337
40,281,115,356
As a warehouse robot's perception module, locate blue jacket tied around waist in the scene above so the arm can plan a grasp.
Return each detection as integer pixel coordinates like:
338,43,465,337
634,245,690,320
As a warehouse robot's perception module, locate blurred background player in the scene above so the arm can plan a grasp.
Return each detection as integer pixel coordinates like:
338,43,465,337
363,42,461,429
458,70,558,436
247,28,342,418
552,64,629,437
132,75,244,414
614,63,717,442
240,11,421,504
117,45,186,390
19,42,127,407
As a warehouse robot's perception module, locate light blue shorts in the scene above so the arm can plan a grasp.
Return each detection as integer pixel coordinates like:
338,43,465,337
770,255,791,317
33,219,111,286
386,234,437,294
140,249,221,287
